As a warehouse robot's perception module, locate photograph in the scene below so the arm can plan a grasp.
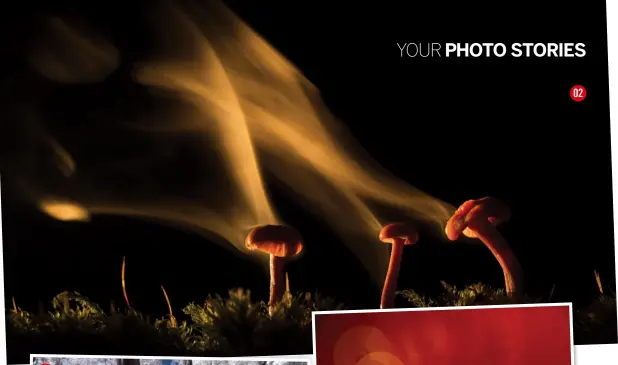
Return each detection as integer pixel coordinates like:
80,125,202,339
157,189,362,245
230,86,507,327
312,304,574,365
0,0,616,364
31,356,311,365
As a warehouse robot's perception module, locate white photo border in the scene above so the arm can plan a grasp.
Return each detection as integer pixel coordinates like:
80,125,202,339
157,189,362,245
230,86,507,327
312,302,575,365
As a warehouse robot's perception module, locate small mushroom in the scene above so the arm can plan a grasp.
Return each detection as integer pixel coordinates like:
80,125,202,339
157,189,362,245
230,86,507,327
378,223,419,309
245,224,304,314
445,197,523,297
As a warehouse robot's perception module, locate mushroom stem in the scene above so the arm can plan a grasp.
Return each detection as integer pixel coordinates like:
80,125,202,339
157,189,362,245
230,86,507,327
472,220,523,297
269,254,285,315
381,238,406,309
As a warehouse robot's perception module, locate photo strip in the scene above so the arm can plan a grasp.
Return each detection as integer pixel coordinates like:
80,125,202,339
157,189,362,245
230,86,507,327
313,304,574,365
1,0,617,364
31,356,313,365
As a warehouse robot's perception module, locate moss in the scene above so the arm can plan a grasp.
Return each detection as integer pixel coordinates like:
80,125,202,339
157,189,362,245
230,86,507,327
6,284,617,364
6,290,343,364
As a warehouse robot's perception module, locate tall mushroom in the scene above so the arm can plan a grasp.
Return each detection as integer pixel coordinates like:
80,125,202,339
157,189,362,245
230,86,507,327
444,197,523,297
245,224,304,314
378,223,419,309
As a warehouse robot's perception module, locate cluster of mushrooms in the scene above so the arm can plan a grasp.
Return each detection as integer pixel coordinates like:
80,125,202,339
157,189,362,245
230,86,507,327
245,197,524,314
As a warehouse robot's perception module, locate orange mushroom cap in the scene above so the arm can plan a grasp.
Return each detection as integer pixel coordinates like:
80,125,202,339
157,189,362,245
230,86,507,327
379,223,419,245
445,197,511,240
245,224,304,257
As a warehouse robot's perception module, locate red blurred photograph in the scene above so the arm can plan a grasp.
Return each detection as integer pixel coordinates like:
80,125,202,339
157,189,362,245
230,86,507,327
313,304,574,365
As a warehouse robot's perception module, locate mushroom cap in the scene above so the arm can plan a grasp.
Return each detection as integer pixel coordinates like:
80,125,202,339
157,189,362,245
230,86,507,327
444,197,511,240
245,224,304,257
379,223,419,245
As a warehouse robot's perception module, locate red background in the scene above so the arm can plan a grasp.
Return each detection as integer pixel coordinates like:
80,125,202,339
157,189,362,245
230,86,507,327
314,305,572,365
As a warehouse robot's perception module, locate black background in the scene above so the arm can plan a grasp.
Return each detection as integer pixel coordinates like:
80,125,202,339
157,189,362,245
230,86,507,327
0,0,615,319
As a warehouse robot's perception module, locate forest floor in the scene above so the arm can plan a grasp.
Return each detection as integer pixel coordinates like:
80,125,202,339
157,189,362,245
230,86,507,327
7,282,617,364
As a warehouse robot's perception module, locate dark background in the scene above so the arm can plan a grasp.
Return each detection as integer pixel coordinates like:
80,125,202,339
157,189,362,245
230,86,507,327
0,0,615,321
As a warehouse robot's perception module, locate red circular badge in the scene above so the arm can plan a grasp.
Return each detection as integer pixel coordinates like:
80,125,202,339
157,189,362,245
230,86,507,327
570,85,586,102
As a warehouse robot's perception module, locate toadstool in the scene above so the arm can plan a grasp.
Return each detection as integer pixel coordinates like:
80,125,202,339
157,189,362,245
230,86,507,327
378,223,419,309
445,197,523,297
245,224,304,314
